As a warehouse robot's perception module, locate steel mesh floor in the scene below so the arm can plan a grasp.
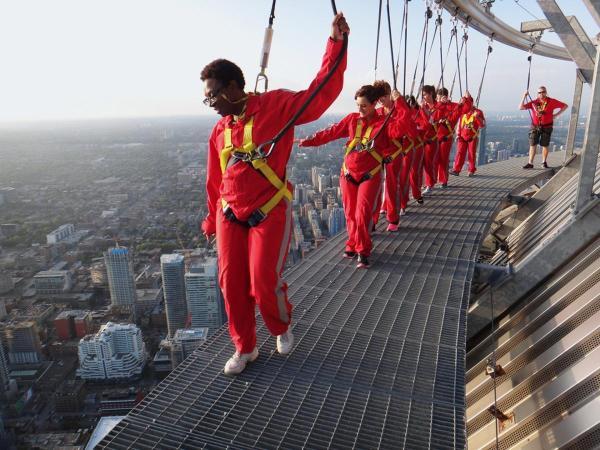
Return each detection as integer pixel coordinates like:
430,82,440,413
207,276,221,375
98,153,564,449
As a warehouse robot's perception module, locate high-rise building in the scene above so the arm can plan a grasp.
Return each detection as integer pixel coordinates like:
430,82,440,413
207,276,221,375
170,328,208,368
104,247,137,315
185,258,224,333
0,335,9,397
77,322,146,380
46,224,75,244
478,126,488,166
328,207,346,236
318,173,331,193
5,321,43,364
33,270,72,296
54,310,93,340
161,254,187,337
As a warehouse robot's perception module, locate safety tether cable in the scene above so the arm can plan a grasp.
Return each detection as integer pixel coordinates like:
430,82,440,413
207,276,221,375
366,0,399,147
374,0,383,80
437,13,458,90
437,10,444,88
254,0,277,92
524,42,537,125
386,0,397,90
251,0,348,160
394,0,409,94
475,36,493,107
464,22,469,93
449,33,465,98
419,7,441,95
409,5,432,97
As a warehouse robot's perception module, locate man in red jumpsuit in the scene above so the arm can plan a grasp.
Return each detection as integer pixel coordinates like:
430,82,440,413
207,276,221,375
432,88,473,190
519,86,567,169
451,104,486,176
201,14,349,376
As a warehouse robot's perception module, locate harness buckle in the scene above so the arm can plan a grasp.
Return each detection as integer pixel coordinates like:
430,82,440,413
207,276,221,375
247,209,267,227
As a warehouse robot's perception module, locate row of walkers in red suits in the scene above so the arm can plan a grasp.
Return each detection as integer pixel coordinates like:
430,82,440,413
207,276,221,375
200,12,486,376
298,84,416,268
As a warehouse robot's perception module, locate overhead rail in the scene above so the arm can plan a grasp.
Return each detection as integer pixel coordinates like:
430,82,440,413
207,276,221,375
438,0,571,60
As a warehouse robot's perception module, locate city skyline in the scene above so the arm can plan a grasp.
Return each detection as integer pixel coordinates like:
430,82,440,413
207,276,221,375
1,0,597,123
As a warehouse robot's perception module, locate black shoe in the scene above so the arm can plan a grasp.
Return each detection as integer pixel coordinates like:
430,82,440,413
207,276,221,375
416,197,424,205
343,251,356,259
467,172,475,177
523,163,534,169
440,183,448,189
356,254,370,269
450,170,460,176
542,161,548,168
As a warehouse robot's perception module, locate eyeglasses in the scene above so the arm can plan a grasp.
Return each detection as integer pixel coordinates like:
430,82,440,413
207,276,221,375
203,86,223,107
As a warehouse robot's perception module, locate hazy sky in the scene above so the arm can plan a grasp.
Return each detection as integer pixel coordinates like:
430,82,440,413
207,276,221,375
1,0,598,122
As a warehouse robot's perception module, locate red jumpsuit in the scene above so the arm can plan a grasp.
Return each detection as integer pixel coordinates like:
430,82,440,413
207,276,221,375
300,111,410,256
419,101,440,189
383,99,419,223
453,108,486,175
408,107,430,201
433,97,473,186
201,38,347,354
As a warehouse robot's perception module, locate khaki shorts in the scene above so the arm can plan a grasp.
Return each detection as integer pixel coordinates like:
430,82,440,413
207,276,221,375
529,126,553,147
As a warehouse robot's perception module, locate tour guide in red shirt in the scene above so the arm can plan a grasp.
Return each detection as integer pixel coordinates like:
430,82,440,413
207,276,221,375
520,86,567,169
201,14,349,376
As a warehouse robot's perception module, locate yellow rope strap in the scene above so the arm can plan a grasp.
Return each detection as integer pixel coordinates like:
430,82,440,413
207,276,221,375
342,121,382,177
219,116,292,215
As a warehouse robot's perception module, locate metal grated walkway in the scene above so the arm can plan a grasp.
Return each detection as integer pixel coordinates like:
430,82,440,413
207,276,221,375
98,153,564,450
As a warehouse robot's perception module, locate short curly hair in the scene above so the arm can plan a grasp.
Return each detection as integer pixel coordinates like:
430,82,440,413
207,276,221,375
200,59,245,90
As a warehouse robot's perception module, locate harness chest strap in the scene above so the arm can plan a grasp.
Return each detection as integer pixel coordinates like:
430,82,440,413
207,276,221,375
219,116,292,216
460,112,480,138
389,137,414,161
342,121,383,178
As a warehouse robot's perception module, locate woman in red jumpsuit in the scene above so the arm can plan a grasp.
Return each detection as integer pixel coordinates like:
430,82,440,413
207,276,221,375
298,84,412,268
374,81,418,230
400,95,428,208
451,104,486,176
201,14,349,376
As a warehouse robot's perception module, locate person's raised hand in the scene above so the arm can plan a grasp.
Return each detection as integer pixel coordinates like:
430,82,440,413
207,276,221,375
331,13,350,41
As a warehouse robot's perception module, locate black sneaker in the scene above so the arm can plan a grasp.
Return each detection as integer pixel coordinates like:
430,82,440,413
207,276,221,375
523,163,534,169
468,172,475,177
440,183,448,189
356,254,370,269
343,251,356,259
542,161,548,168
450,170,460,176
416,197,424,205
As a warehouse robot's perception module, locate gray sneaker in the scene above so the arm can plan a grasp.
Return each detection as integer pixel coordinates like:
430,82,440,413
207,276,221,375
277,329,294,355
223,347,259,376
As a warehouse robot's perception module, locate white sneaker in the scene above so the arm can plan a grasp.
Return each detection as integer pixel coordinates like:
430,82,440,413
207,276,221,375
223,347,259,376
423,186,433,195
400,208,406,216
276,329,294,355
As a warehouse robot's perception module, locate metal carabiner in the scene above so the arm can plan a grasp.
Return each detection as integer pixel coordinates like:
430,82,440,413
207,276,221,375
254,72,269,94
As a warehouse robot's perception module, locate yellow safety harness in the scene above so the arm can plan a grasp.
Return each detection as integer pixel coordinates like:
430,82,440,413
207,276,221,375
342,121,384,183
389,136,414,162
219,116,292,226
460,111,480,138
